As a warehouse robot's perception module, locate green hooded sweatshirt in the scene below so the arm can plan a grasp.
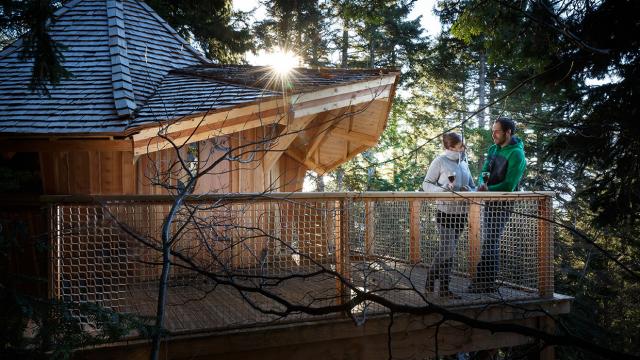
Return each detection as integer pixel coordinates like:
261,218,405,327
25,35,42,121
478,136,526,191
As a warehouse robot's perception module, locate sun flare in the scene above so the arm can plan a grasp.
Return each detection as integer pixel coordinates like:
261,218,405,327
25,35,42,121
263,48,300,75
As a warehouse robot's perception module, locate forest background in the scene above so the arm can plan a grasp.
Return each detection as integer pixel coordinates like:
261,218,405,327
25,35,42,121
1,0,638,359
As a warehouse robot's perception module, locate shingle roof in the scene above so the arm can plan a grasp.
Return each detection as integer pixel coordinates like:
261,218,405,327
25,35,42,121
173,65,395,94
127,65,396,130
129,72,279,128
0,0,206,134
0,1,396,136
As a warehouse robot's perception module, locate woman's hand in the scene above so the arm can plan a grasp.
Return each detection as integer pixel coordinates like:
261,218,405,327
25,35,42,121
460,185,470,191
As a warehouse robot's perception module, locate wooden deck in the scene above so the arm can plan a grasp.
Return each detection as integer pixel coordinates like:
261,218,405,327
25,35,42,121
120,260,542,334
37,192,563,358
79,280,570,360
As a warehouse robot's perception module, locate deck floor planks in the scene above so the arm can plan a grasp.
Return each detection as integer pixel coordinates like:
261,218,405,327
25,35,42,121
123,260,539,333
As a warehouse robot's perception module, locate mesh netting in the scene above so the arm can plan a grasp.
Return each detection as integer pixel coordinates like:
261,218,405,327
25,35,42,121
50,194,553,333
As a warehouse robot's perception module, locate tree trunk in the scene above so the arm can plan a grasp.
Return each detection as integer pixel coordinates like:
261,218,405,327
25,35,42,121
316,173,325,192
336,167,344,191
478,50,487,130
341,20,348,68
150,195,184,360
369,34,375,68
488,64,496,120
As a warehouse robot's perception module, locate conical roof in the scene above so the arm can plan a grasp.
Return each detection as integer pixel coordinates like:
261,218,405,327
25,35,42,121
0,0,207,134
0,0,398,143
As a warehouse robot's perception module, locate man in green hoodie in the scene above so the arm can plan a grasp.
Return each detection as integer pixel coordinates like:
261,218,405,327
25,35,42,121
470,117,526,293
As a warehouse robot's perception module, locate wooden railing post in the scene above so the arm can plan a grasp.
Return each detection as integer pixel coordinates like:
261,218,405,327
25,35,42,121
335,198,351,308
538,196,554,298
48,203,59,300
468,201,481,279
364,200,375,258
409,199,421,264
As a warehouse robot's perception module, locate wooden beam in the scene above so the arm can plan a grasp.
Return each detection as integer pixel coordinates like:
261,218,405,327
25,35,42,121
538,316,556,360
75,296,571,360
132,111,284,156
289,75,396,107
335,199,351,308
293,89,391,118
304,107,351,162
132,98,284,140
468,202,481,280
285,146,326,174
364,201,375,257
409,200,421,264
538,196,553,298
262,113,323,174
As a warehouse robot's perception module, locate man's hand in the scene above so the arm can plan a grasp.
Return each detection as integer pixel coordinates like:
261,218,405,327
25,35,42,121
478,184,488,191
461,185,470,191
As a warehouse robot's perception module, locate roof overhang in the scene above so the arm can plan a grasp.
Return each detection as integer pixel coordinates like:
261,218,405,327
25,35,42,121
130,73,399,172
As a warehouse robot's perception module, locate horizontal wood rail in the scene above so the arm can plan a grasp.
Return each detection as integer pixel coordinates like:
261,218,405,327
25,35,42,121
38,190,555,203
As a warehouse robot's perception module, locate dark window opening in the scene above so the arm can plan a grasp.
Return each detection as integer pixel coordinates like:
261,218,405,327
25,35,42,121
0,152,43,194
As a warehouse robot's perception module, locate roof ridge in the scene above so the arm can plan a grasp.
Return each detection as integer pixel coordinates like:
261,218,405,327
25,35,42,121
0,0,84,61
107,0,136,118
135,0,210,64
170,67,282,94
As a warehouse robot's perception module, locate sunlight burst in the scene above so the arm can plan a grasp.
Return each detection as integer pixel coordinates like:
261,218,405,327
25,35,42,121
263,48,300,75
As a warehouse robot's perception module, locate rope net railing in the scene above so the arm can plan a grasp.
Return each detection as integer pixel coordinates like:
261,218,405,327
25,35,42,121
47,192,553,333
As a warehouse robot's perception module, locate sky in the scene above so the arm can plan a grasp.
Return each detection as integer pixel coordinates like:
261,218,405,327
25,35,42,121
232,0,441,66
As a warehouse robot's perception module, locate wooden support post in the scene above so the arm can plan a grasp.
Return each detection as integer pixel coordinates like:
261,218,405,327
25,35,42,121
321,201,334,263
529,315,556,360
364,201,375,258
48,204,58,300
468,201,482,279
335,199,351,308
409,200,421,264
538,196,553,298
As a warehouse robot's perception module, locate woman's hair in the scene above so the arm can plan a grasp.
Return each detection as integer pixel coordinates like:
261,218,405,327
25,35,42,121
442,132,463,149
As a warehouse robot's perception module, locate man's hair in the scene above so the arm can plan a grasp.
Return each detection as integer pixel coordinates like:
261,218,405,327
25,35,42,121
495,117,516,135
442,132,463,149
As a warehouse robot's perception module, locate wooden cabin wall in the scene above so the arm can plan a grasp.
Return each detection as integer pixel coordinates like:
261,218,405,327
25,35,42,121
192,138,231,194
229,128,269,193
135,130,307,195
39,150,135,195
136,147,177,195
279,154,307,193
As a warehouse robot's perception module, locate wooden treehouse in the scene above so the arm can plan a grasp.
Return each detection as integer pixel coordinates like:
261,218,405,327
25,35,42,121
0,1,570,359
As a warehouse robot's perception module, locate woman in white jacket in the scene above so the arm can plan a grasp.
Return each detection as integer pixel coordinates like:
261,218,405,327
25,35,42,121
422,132,475,297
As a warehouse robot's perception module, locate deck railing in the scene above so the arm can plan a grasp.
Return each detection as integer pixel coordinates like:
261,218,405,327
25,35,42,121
41,191,553,333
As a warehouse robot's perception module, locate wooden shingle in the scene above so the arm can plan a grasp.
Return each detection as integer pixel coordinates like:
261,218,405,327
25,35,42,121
0,0,206,134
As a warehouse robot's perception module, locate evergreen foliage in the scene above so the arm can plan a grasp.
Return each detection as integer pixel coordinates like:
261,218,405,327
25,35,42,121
146,0,254,63
3,0,640,357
